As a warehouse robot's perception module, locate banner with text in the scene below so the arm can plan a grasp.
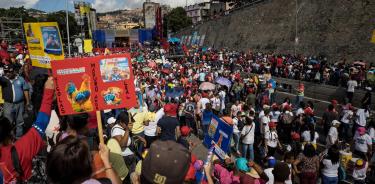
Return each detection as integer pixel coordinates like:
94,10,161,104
51,54,137,115
24,22,64,68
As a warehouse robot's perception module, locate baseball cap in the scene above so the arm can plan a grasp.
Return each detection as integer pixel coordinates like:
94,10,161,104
332,120,341,126
269,122,277,128
304,107,314,115
107,117,116,125
357,127,366,135
164,103,177,116
291,132,300,141
272,162,290,183
141,140,191,184
180,126,191,136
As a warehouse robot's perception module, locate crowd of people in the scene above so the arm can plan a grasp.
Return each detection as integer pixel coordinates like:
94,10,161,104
0,39,374,184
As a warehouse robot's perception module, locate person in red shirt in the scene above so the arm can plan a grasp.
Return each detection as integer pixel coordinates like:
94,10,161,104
0,40,10,64
0,77,54,183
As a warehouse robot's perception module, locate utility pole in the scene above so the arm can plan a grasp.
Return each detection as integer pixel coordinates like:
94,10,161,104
66,0,71,57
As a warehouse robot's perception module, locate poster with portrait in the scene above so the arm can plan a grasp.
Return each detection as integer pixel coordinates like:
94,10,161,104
203,115,233,160
51,54,137,115
41,26,63,55
24,22,64,68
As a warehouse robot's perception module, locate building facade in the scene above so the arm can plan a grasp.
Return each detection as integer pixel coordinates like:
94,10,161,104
185,1,226,25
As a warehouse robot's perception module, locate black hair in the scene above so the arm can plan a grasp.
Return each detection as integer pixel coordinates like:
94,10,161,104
328,104,334,111
308,123,315,142
59,113,89,133
0,116,12,144
117,111,134,125
303,143,316,158
47,136,92,184
327,145,340,165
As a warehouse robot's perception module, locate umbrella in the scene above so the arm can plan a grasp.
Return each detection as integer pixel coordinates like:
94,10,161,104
142,67,152,72
215,77,231,88
199,82,216,91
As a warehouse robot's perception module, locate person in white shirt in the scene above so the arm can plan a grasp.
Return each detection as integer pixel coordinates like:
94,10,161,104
354,127,372,160
210,94,221,114
218,89,226,114
232,112,241,153
260,108,271,135
241,117,255,160
352,159,368,183
355,108,370,127
265,122,280,157
264,157,276,184
301,123,319,149
326,120,340,148
110,112,137,172
340,108,354,142
347,78,358,103
198,95,210,112
321,145,340,184
144,108,164,148
231,100,241,117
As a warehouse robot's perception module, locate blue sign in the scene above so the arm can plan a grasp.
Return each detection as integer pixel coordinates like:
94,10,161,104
203,115,233,159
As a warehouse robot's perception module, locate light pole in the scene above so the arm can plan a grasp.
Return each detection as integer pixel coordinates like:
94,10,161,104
66,0,71,57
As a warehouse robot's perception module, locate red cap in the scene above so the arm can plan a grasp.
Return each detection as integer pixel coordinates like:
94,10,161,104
304,107,314,115
291,132,300,141
331,100,338,105
269,122,277,128
180,126,191,136
284,104,291,111
357,127,366,135
164,103,177,116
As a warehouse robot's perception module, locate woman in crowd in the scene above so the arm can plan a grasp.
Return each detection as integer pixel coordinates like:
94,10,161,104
241,117,255,160
293,143,320,184
321,145,340,184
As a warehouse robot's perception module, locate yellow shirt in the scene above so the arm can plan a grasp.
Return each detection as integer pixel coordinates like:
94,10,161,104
0,86,4,104
131,111,155,134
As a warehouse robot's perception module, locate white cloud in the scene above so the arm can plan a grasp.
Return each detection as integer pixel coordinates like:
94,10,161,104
0,0,39,8
93,0,205,12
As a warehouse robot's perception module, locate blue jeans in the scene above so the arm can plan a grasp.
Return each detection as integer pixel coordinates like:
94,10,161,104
4,102,24,138
322,175,338,184
232,133,240,152
202,124,209,136
295,95,304,108
242,144,254,160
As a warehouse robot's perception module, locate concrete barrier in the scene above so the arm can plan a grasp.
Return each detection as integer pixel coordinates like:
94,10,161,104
272,76,374,108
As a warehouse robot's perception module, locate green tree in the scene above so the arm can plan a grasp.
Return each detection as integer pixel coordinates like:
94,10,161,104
46,11,79,43
0,6,37,22
163,7,192,35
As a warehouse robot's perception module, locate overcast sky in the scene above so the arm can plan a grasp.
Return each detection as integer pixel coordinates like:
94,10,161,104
0,0,208,13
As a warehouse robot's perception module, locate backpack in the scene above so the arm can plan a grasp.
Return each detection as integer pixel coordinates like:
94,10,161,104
11,146,48,184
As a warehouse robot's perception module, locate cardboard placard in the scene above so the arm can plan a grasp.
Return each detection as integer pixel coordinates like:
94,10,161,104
24,22,65,68
51,54,137,115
